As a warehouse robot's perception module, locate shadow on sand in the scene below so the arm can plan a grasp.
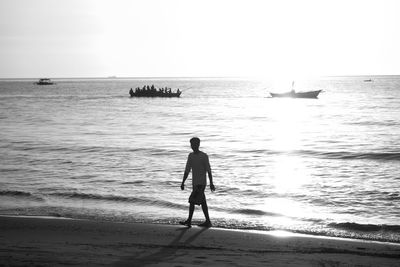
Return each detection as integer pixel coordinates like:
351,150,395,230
116,226,209,266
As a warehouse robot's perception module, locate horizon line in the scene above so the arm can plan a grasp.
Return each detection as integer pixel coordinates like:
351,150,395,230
1,74,400,80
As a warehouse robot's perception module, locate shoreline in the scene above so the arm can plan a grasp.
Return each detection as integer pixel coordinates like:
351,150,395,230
1,215,399,266
1,213,399,245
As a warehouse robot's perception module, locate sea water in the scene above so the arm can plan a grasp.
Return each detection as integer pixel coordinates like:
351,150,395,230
1,76,399,242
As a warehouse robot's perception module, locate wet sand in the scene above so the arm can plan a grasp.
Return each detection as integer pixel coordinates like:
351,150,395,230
0,216,399,266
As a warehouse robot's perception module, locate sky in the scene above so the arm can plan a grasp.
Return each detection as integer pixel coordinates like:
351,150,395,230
0,0,399,78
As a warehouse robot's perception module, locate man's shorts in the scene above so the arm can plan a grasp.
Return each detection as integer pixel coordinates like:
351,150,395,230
189,185,206,205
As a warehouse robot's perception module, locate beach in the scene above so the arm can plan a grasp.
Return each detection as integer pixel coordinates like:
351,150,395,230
1,216,399,266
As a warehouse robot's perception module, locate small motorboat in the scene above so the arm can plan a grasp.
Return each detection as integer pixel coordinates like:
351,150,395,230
270,90,322,99
363,79,373,82
35,78,55,85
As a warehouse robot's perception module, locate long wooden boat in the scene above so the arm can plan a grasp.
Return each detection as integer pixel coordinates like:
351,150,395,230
130,90,181,98
270,90,322,99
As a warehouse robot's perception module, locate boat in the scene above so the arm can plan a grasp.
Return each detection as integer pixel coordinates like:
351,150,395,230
363,79,373,82
35,78,55,85
130,91,182,98
269,81,322,98
270,90,322,98
129,86,181,98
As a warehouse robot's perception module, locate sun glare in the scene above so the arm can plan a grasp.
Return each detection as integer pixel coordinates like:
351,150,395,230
269,100,306,151
268,100,311,193
273,156,308,188
260,198,307,225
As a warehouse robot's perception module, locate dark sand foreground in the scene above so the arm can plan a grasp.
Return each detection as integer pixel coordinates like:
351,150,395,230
1,216,399,266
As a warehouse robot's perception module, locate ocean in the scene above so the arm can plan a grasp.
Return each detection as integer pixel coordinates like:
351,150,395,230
1,76,399,243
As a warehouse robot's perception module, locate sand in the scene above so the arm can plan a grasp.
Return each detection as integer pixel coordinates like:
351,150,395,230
0,216,399,266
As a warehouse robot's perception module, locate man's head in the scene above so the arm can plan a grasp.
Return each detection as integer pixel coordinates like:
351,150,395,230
190,137,200,152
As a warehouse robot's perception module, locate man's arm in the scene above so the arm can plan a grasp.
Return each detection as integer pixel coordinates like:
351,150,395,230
205,154,215,191
181,154,191,190
208,170,215,191
181,171,189,190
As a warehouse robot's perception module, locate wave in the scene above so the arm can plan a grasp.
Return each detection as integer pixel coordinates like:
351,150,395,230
348,120,400,127
46,192,288,218
7,139,400,162
48,191,186,210
121,180,145,185
0,189,187,210
303,150,400,161
231,208,282,217
386,193,400,200
236,148,400,161
7,142,184,157
0,190,33,197
0,168,20,172
329,222,400,232
48,191,143,202
0,190,44,201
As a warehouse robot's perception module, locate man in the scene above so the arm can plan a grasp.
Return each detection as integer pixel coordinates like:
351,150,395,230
180,137,215,227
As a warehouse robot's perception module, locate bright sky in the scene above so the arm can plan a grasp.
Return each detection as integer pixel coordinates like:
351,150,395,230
0,0,399,78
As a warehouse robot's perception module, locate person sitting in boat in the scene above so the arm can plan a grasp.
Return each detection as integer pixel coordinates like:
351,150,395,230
129,88,134,96
177,89,181,94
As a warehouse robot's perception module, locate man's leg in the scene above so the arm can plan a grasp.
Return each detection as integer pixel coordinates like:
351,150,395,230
180,203,194,227
200,201,211,225
188,203,195,222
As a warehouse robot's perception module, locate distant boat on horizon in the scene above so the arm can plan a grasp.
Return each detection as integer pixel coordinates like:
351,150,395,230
35,78,55,85
364,79,373,82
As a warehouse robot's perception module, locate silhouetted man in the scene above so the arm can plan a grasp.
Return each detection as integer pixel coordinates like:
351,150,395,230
180,137,215,228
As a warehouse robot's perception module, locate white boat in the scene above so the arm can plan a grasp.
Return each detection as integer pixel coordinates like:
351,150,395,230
270,90,322,98
269,81,322,98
